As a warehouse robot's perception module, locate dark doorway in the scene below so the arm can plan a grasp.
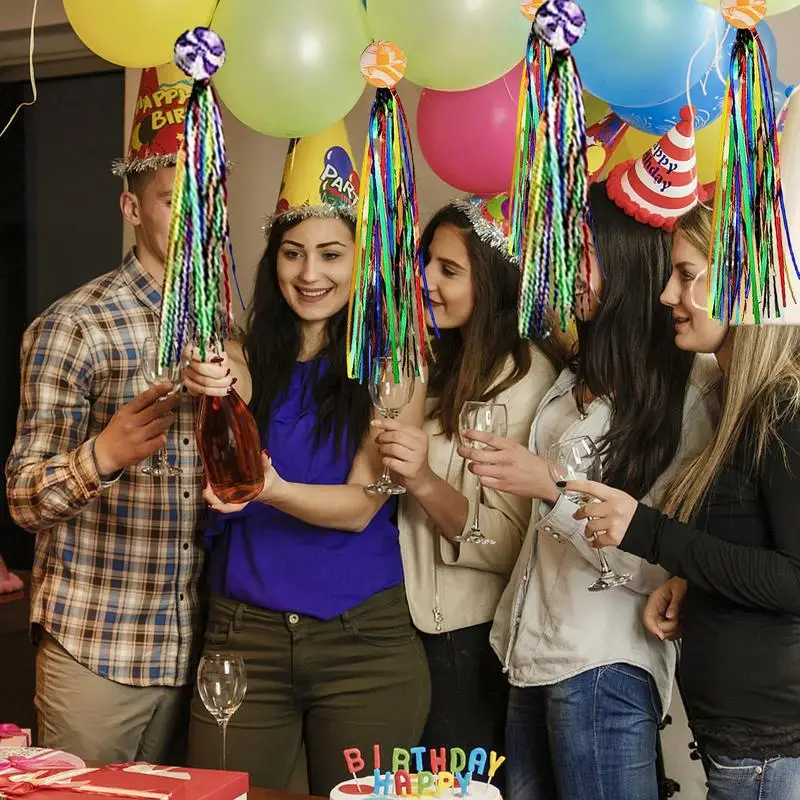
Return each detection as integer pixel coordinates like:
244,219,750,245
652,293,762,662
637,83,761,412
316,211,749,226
0,69,124,568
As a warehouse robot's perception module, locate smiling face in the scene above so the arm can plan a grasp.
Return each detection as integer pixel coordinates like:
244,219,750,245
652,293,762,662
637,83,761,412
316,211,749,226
423,223,476,330
661,229,729,353
276,216,354,326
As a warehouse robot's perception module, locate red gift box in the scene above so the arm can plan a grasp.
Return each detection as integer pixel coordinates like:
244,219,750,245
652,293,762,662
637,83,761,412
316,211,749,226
0,764,247,800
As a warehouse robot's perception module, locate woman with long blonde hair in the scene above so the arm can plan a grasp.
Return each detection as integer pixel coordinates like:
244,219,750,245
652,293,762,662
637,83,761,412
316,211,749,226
567,196,800,799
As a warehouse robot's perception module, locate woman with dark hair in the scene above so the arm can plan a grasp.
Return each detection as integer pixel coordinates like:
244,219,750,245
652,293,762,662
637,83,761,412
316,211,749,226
183,129,429,794
460,181,720,799
373,195,559,764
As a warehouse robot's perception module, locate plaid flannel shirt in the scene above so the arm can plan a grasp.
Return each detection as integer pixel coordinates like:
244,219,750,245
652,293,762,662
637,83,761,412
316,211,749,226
6,251,205,687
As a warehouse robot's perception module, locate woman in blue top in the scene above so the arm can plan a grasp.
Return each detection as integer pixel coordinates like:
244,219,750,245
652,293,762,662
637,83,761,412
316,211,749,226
184,131,429,793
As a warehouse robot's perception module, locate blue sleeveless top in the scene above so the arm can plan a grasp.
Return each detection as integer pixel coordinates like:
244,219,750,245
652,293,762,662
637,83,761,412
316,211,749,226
205,359,403,619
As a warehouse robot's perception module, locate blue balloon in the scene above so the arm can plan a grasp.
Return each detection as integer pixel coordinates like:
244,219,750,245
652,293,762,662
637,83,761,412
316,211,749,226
610,22,779,135
572,0,726,108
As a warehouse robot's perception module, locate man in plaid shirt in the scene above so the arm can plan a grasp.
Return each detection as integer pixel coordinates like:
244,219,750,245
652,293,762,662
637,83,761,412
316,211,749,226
5,66,205,764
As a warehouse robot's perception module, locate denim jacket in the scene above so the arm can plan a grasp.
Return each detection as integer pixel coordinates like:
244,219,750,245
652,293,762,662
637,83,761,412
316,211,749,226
490,355,721,715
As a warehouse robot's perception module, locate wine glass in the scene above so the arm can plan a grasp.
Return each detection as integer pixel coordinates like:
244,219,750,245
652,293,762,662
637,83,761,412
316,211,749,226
546,436,632,592
140,337,182,477
366,357,415,496
197,653,247,771
457,401,508,545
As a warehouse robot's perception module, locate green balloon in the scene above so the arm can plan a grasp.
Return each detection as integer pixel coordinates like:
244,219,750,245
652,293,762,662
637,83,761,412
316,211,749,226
367,0,530,91
212,0,369,138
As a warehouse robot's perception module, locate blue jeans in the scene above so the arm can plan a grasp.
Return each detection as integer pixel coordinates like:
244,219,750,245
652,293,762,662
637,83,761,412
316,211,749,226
506,664,661,800
705,754,800,799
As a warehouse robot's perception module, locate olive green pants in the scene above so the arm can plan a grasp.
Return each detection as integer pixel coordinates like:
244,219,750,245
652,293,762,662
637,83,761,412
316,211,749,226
187,585,430,795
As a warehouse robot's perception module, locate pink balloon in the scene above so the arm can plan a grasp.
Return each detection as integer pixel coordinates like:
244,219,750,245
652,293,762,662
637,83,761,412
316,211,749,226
417,61,522,196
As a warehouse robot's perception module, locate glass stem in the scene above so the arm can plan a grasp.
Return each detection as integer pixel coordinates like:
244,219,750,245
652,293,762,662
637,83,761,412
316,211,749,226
470,481,481,533
380,409,400,484
593,533,613,575
219,718,228,771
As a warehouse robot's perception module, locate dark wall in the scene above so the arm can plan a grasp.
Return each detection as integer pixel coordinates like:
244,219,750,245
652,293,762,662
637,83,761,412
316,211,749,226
0,70,124,568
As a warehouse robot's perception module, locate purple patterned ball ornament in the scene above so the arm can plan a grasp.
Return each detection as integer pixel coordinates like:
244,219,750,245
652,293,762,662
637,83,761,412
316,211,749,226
175,27,226,82
534,0,586,51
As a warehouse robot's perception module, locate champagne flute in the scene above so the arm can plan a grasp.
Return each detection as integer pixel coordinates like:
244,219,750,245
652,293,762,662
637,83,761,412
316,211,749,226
366,357,415,496
546,436,632,592
197,653,247,771
140,337,182,477
457,401,508,545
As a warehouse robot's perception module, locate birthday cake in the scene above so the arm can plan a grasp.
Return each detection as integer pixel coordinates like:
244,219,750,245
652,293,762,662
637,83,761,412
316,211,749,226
331,747,504,800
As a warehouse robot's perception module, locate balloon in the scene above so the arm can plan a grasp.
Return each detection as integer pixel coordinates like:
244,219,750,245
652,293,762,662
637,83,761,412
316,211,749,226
63,0,217,68
417,62,523,196
700,0,800,14
366,0,529,91
609,120,723,185
610,20,777,134
211,0,369,138
571,0,725,108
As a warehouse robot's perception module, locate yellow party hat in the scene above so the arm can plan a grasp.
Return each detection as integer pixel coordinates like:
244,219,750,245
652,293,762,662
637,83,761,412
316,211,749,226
265,120,359,233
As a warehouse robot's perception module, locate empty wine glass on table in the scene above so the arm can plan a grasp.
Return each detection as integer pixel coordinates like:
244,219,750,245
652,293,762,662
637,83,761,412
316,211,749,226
457,401,508,545
366,357,415,496
197,653,247,771
546,436,632,592
140,336,182,477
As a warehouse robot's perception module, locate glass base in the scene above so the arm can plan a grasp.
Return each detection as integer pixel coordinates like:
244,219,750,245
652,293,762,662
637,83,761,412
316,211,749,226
365,480,406,496
454,531,496,545
588,571,633,592
143,463,182,477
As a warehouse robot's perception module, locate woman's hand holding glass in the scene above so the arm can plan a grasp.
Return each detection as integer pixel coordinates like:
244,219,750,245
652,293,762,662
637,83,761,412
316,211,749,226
373,419,435,495
457,433,559,503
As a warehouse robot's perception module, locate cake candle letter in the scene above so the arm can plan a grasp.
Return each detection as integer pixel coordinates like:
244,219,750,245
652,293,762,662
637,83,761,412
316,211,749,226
455,772,472,797
467,749,487,777
409,747,426,773
394,771,413,796
449,749,466,774
373,770,394,796
429,748,447,775
343,748,365,775
417,772,435,796
392,748,410,772
436,772,454,796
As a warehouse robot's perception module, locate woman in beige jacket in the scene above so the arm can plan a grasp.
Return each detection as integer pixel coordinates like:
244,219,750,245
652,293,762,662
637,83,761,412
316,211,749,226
374,195,559,773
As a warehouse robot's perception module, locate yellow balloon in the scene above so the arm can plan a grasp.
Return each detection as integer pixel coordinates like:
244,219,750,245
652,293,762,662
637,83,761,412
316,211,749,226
64,0,217,68
607,119,723,185
367,0,530,91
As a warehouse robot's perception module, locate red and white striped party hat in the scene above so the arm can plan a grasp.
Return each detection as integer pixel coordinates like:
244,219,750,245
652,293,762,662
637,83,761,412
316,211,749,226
606,106,700,231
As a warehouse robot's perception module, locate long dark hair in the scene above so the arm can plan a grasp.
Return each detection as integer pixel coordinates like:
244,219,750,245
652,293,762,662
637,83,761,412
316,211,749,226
422,205,559,438
244,214,372,456
573,182,695,499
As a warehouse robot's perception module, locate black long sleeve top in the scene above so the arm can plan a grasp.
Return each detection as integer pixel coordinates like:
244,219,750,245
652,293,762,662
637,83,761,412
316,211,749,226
621,414,800,759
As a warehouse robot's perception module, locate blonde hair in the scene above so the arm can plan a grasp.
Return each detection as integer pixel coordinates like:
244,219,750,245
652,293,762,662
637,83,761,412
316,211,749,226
662,204,800,521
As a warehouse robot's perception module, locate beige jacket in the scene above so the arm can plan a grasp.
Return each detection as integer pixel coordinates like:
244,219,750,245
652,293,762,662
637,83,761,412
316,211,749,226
491,355,721,715
399,346,558,634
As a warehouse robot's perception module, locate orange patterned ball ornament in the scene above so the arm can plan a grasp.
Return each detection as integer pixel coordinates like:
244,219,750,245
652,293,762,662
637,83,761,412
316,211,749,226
360,41,408,89
720,0,767,28
520,0,545,21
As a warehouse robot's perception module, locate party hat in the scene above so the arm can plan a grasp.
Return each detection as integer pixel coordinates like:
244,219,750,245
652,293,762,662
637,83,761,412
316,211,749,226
265,121,359,234
452,194,515,262
112,63,192,177
708,9,797,324
586,112,629,183
346,41,429,385
606,106,700,231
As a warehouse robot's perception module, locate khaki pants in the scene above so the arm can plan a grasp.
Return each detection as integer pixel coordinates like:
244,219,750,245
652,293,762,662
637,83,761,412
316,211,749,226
35,630,190,764
187,586,431,796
